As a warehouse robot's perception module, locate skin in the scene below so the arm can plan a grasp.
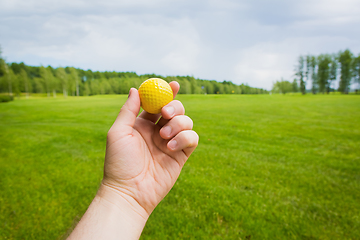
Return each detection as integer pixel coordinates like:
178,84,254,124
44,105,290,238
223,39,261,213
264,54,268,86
68,81,199,239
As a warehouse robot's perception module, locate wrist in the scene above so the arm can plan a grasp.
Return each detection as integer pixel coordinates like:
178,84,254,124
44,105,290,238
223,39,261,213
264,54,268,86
97,183,150,222
68,184,149,240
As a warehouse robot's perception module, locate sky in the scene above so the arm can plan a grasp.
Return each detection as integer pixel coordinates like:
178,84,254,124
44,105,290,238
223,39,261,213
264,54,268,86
1,0,360,90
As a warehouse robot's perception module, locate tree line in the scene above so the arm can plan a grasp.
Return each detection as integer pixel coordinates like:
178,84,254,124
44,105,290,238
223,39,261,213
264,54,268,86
0,51,268,98
272,49,360,94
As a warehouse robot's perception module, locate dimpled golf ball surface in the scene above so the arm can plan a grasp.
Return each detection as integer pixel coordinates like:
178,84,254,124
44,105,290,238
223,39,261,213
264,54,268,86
139,78,173,114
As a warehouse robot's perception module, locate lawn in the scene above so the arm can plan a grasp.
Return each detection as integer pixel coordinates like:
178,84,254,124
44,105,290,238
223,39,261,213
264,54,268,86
0,94,359,239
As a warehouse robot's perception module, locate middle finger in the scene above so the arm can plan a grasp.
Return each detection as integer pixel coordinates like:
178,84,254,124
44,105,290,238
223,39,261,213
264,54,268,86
159,115,193,140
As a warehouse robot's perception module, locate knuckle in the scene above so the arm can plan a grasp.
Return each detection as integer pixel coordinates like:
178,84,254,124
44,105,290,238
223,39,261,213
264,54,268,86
190,131,199,147
181,132,192,144
176,115,192,126
193,131,199,144
180,130,199,148
172,99,182,105
185,130,194,141
171,100,185,114
186,116,194,128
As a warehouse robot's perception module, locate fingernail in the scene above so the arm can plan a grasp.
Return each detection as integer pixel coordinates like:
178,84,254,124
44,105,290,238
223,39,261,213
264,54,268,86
128,89,132,98
163,106,174,116
162,126,172,137
168,139,177,150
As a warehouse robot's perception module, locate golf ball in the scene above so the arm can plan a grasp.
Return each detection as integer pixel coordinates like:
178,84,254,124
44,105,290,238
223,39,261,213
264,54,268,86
138,78,173,114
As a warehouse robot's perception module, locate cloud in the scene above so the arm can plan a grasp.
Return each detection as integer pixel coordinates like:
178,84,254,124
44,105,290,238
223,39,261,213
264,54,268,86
1,11,203,74
233,40,296,89
1,0,360,90
300,0,360,18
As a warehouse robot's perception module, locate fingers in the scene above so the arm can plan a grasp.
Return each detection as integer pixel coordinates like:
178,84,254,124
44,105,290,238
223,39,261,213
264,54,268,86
138,81,180,123
139,99,185,127
109,88,141,136
158,100,197,157
169,81,180,97
167,130,199,157
159,115,193,139
157,100,185,125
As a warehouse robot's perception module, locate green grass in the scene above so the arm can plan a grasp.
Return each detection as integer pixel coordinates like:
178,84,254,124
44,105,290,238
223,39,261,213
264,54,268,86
1,94,359,239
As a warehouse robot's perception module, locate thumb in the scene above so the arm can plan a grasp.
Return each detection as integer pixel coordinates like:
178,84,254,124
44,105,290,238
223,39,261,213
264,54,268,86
110,88,141,136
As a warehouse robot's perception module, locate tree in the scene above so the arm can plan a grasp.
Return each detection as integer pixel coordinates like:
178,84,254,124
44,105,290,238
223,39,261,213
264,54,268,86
46,66,57,98
40,66,51,97
69,67,80,96
317,54,331,94
4,63,13,96
292,79,299,93
20,69,30,98
338,49,353,94
305,55,312,93
84,81,91,96
9,68,21,97
0,58,6,92
272,79,293,94
310,56,318,94
188,76,196,94
109,78,120,94
33,77,44,93
56,67,68,98
177,78,191,94
90,79,100,95
295,56,306,94
0,58,270,96
353,54,360,92
100,78,112,94
328,54,338,94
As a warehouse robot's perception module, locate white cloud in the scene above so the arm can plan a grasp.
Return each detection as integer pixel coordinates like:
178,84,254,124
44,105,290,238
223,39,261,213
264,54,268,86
232,33,360,90
300,0,360,18
160,30,201,73
1,12,203,74
1,0,360,90
233,41,296,89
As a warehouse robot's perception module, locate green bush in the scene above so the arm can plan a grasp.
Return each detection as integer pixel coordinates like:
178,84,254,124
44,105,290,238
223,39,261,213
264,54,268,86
0,95,14,103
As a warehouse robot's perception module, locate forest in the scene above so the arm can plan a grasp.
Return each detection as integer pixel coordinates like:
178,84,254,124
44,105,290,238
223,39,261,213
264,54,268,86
272,49,360,94
2,47,359,98
0,46,268,98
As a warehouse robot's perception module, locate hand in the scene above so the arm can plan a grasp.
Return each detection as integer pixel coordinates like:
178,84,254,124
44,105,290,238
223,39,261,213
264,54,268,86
67,82,198,240
101,81,199,219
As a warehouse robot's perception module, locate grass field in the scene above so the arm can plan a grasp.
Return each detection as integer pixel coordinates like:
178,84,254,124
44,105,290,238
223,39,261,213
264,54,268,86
1,94,359,239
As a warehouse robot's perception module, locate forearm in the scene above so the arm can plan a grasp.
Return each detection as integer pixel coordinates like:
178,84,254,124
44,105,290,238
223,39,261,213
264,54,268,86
68,184,149,240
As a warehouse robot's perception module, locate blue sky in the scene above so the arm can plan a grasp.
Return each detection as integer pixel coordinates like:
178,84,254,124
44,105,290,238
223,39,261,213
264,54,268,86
1,0,360,90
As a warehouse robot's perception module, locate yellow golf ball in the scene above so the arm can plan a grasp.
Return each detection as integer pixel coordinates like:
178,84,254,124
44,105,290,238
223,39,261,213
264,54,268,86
138,78,173,114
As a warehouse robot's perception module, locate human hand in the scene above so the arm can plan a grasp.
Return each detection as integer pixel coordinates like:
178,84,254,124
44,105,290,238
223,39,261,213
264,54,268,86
101,81,199,219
